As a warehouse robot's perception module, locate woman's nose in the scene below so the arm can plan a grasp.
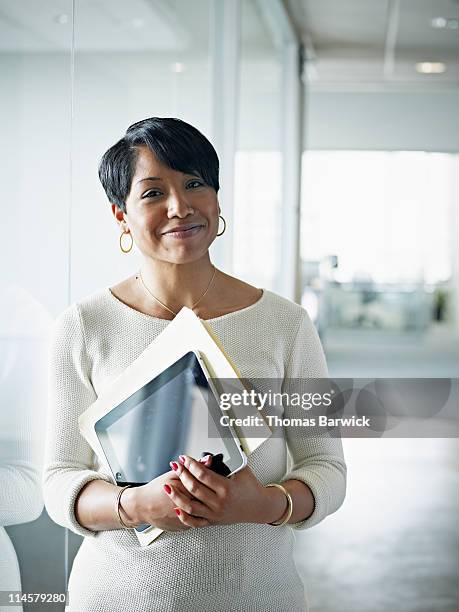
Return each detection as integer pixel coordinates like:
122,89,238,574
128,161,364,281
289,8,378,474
166,192,193,217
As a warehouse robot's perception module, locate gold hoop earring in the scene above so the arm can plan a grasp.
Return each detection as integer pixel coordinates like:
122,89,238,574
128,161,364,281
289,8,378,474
216,214,226,237
119,230,133,253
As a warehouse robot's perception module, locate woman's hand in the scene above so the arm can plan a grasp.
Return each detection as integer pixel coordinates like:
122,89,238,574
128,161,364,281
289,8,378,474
121,470,195,532
163,454,275,528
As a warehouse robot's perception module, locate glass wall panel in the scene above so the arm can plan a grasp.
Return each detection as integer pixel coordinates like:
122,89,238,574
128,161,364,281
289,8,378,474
0,0,73,604
233,0,283,291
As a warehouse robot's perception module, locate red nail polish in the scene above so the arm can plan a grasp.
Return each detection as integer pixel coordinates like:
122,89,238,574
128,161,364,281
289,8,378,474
170,461,178,471
179,455,186,465
163,484,172,494
174,508,181,516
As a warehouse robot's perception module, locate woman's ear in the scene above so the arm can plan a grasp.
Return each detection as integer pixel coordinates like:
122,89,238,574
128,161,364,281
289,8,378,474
111,203,126,227
111,204,131,237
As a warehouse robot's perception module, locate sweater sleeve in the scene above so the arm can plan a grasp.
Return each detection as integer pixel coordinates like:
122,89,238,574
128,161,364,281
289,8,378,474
0,338,47,527
280,309,347,530
42,304,112,538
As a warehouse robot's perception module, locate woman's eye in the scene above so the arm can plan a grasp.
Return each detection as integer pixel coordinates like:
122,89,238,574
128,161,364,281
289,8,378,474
142,190,162,198
187,180,203,189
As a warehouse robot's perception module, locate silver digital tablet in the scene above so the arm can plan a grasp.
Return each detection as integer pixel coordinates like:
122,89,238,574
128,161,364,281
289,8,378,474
94,350,247,531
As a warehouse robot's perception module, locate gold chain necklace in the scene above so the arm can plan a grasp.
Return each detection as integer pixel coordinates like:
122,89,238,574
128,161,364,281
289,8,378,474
137,265,217,317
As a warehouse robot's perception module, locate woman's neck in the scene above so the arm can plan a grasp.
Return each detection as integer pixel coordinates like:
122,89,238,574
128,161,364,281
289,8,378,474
138,256,217,314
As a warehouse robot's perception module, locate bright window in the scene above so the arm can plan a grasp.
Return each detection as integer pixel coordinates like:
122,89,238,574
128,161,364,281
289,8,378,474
301,151,453,284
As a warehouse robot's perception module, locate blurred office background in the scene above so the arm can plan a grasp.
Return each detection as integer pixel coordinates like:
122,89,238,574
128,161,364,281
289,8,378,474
1,1,458,611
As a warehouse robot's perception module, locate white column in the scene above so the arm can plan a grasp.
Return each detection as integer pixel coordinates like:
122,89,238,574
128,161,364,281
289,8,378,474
208,0,241,273
278,41,303,302
450,155,459,339
254,0,303,302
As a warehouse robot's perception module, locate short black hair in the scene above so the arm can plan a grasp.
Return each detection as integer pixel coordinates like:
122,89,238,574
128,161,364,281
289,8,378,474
98,117,220,213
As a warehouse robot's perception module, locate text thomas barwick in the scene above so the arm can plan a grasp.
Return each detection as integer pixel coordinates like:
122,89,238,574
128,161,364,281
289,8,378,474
220,414,370,428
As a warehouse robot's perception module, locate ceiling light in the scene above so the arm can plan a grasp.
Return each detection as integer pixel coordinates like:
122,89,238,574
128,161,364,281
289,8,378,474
415,62,446,74
431,16,459,29
171,62,186,73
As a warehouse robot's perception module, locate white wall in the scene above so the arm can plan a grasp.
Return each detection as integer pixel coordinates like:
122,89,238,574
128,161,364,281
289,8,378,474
305,90,459,153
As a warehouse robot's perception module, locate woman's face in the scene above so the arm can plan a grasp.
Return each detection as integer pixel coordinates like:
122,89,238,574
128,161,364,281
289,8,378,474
113,145,220,264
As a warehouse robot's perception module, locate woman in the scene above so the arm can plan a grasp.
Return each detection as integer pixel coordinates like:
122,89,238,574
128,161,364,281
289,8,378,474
43,117,346,612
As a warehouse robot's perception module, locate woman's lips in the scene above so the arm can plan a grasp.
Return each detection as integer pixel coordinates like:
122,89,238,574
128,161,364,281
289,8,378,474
162,225,203,239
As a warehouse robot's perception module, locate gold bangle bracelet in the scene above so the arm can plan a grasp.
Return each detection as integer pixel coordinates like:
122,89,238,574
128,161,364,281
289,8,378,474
116,485,135,529
265,483,293,527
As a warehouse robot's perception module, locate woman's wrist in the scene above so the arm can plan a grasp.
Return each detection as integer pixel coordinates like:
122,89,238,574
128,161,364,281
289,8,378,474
260,485,288,524
119,486,141,526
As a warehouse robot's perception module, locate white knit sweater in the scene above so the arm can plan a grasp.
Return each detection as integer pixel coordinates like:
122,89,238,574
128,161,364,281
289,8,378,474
43,286,346,612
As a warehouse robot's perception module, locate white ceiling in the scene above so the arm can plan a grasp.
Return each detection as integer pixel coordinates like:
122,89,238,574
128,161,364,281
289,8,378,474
1,0,458,89
0,0,271,54
285,0,459,89
0,0,206,52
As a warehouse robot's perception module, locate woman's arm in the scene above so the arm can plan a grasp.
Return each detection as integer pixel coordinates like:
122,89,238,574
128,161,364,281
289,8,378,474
279,309,347,530
43,305,114,537
74,472,195,532
44,304,196,535
267,479,315,525
43,304,114,536
165,308,345,529
74,480,125,531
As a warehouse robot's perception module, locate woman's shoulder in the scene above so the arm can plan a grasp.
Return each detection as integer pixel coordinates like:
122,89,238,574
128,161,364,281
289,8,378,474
215,278,310,344
215,273,304,319
256,290,313,346
53,286,118,334
76,285,113,311
253,287,308,329
261,288,306,316
58,286,110,314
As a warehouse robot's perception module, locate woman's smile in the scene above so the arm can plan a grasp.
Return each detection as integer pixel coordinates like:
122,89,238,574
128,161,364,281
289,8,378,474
161,224,204,240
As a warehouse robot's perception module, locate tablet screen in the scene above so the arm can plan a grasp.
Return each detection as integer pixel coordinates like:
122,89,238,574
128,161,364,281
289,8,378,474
94,351,244,491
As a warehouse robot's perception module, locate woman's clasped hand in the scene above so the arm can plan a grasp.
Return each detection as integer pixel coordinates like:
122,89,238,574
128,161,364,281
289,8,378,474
122,453,277,532
162,454,275,529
